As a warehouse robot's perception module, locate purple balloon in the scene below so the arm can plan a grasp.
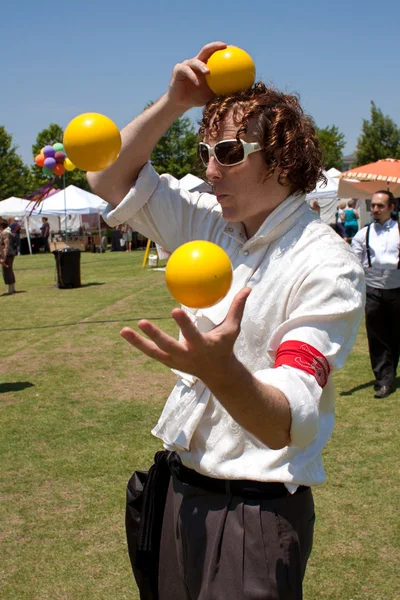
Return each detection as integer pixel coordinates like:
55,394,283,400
54,151,66,164
44,157,56,169
43,145,55,158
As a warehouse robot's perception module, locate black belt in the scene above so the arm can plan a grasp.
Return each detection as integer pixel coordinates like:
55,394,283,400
171,456,308,499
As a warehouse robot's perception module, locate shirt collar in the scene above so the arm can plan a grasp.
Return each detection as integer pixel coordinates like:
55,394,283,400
223,193,309,247
374,218,395,230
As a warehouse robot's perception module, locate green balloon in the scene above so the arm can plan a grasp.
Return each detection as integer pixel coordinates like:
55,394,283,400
53,142,65,152
43,166,54,176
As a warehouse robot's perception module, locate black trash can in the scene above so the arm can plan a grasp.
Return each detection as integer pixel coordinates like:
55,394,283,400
53,248,81,288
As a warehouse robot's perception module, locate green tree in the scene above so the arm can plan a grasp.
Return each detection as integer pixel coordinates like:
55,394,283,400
355,102,400,166
147,103,202,179
0,126,30,200
316,125,346,170
31,123,90,192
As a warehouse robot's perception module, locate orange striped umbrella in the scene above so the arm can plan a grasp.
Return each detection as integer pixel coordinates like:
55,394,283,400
339,158,400,199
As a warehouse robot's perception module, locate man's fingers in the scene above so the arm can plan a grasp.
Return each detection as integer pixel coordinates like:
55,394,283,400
173,63,201,86
171,308,205,345
137,319,183,354
183,58,210,76
196,41,227,63
120,327,171,363
224,287,252,329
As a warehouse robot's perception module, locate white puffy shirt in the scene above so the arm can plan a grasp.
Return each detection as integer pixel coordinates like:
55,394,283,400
104,163,365,490
351,219,400,289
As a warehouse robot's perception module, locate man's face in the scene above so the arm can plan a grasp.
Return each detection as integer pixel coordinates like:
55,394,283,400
203,110,290,238
371,193,394,224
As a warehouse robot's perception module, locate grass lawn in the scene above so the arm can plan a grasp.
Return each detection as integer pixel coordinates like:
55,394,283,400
1,251,399,599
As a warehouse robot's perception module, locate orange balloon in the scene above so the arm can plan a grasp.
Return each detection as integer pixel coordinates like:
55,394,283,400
63,113,122,172
53,164,65,176
35,153,45,167
206,46,256,96
165,241,233,308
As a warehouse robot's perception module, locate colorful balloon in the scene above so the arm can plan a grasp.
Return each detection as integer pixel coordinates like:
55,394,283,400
35,153,45,167
52,142,65,152
63,113,122,172
206,46,256,96
43,145,56,158
44,157,56,170
53,164,65,176
54,151,66,164
64,157,76,171
43,166,54,176
165,241,233,308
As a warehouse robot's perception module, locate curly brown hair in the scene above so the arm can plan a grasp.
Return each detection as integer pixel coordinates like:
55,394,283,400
199,82,326,195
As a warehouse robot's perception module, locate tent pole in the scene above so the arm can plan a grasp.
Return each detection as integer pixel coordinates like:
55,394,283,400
97,212,101,252
63,174,67,242
24,214,33,255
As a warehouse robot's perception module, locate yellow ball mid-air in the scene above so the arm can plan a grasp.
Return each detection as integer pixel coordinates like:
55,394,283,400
165,241,233,309
63,113,122,172
206,46,256,96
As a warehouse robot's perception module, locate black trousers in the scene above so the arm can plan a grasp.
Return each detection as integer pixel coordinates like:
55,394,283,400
365,285,400,387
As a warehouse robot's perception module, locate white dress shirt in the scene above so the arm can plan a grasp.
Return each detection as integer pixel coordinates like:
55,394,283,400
104,163,365,490
351,219,400,289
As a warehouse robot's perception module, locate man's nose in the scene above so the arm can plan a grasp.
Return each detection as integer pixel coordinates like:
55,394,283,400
206,156,223,181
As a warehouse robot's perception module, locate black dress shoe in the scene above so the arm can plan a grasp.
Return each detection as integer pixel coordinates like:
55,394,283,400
374,385,395,398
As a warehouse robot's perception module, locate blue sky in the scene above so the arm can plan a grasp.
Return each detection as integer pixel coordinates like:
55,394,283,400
1,0,399,165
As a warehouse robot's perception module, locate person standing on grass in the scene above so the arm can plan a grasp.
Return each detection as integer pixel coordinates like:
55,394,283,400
351,190,400,398
0,220,18,295
40,217,50,253
88,41,365,600
342,199,359,242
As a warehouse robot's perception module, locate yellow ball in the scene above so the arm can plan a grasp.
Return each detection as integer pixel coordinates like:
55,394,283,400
206,46,256,96
165,241,233,309
63,113,122,172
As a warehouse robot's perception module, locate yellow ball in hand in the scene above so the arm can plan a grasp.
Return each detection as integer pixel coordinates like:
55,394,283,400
63,113,122,172
206,46,256,96
165,241,233,309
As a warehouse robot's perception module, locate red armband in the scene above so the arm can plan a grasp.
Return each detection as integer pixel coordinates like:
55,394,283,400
274,341,330,388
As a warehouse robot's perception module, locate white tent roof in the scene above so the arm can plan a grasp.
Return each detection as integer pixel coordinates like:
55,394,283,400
306,171,338,202
29,185,107,216
179,174,212,193
0,197,31,218
327,167,342,179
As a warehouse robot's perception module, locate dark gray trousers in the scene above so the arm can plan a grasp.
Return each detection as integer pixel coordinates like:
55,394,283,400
158,476,315,600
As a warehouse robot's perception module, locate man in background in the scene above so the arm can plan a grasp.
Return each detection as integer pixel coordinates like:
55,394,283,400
352,190,400,398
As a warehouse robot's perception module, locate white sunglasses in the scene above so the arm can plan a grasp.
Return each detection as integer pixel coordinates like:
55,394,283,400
198,139,262,167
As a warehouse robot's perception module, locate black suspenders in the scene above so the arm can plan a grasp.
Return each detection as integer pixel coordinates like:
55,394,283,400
365,221,400,269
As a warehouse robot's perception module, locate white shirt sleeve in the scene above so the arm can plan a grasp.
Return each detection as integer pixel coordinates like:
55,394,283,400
254,251,365,448
351,228,366,266
102,162,220,253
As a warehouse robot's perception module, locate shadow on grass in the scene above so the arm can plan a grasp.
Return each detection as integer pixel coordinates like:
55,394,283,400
54,283,105,289
0,290,27,297
0,381,34,394
340,376,400,396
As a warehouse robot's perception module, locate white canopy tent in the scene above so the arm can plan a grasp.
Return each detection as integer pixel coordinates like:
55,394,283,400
0,197,31,218
1,186,107,254
29,185,107,216
306,170,339,224
179,174,212,194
